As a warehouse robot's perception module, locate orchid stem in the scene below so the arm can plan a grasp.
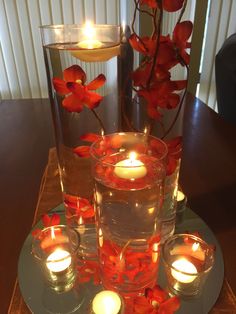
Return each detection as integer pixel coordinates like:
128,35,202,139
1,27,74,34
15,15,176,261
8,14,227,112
91,109,106,135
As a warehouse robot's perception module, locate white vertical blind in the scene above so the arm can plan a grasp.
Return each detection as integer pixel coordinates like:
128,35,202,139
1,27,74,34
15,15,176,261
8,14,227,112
198,0,236,111
0,0,131,99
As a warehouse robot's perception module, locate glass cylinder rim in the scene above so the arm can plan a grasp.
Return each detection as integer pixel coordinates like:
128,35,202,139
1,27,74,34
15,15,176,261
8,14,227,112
32,224,79,261
162,233,215,275
89,132,168,167
39,24,121,30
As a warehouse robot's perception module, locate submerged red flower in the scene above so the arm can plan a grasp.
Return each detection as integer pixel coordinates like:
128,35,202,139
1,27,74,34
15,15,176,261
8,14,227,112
31,213,60,237
53,65,106,112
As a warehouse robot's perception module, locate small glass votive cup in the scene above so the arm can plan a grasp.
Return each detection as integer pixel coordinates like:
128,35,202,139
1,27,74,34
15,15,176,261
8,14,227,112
162,234,214,298
175,189,187,225
32,225,79,293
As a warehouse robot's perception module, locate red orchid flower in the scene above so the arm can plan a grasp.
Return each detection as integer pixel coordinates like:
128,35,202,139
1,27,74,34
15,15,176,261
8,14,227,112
138,79,185,120
73,133,102,157
141,0,184,12
64,194,95,219
129,35,157,57
162,0,185,12
173,21,193,65
140,0,158,8
53,65,106,112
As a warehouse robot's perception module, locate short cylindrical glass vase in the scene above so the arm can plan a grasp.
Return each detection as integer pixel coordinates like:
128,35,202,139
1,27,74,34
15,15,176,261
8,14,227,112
90,132,167,294
40,24,121,259
162,234,215,298
32,225,79,293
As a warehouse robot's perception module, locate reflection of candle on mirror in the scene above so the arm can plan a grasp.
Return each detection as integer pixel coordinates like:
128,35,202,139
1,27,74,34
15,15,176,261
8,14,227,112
114,152,147,180
92,290,122,314
46,249,71,272
171,258,197,283
78,21,102,49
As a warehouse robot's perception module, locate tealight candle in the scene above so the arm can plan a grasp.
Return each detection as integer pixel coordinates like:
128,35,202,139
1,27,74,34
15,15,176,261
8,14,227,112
114,152,147,180
171,258,197,283
46,249,71,273
92,290,122,314
177,190,185,202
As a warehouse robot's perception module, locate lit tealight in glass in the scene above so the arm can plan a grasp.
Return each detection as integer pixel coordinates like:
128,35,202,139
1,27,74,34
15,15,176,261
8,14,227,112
171,258,197,283
114,152,147,180
92,290,122,314
46,248,72,273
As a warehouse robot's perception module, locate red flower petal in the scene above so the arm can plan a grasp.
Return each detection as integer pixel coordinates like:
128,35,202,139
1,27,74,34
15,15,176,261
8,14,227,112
129,34,147,55
52,77,70,95
50,213,60,226
73,146,90,157
83,90,103,109
167,93,180,109
80,133,101,143
159,296,180,313
62,94,83,112
86,74,106,90
147,105,162,120
63,65,86,83
140,0,158,8
42,214,51,227
163,0,184,12
173,21,193,45
172,80,187,90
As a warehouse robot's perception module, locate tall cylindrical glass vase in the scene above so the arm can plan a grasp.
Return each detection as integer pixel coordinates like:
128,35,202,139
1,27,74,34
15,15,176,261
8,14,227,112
40,24,121,259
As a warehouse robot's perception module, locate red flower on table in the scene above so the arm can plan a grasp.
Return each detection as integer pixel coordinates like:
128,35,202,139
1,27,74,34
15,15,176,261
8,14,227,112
53,65,106,112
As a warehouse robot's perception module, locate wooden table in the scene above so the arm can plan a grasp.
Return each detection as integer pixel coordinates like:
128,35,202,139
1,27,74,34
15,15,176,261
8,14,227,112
0,94,235,313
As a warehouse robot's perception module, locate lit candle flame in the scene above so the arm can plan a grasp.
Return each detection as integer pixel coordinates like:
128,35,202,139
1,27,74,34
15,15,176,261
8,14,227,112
129,151,137,162
83,21,96,40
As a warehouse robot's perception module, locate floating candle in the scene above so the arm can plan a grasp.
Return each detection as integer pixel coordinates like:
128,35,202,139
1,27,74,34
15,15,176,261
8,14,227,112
78,21,102,49
92,290,122,314
171,258,197,283
114,152,147,180
46,249,71,273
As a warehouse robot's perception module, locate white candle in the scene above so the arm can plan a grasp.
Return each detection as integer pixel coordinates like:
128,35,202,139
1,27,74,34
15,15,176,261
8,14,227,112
171,258,197,283
114,152,147,180
177,190,185,202
70,22,120,62
46,249,71,273
92,290,122,314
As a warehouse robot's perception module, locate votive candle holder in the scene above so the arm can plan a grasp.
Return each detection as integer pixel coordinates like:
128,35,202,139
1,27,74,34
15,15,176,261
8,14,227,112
32,225,79,293
162,233,214,298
